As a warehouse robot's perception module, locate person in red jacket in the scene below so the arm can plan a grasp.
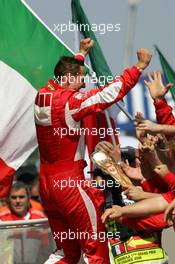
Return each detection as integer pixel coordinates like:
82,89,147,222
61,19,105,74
95,139,173,228
0,181,45,221
34,37,152,264
136,71,175,134
93,141,169,263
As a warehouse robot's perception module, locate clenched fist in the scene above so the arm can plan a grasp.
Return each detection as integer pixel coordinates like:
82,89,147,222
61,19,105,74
136,48,152,70
79,38,94,57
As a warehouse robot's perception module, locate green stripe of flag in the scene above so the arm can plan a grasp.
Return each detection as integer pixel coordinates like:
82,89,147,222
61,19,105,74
71,0,113,85
0,0,73,88
155,45,175,101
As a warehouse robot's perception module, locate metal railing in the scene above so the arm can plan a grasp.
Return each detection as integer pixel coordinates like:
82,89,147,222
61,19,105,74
0,218,56,264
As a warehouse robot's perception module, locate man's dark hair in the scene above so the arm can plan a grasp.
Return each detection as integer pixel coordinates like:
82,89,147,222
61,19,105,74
54,56,84,80
10,181,30,197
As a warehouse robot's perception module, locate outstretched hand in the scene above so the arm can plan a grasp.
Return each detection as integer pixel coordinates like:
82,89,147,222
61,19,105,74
139,135,162,169
95,141,121,163
144,71,173,101
134,112,147,142
121,162,144,183
137,120,162,134
123,186,145,202
101,205,123,223
154,164,169,177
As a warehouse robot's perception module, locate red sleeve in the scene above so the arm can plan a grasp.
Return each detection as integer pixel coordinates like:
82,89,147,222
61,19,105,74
121,212,168,232
141,179,152,192
0,159,14,199
141,173,169,193
154,99,175,125
162,191,175,203
162,171,175,192
69,66,141,121
74,53,85,62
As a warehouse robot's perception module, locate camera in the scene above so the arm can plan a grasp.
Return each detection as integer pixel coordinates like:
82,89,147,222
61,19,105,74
121,146,136,164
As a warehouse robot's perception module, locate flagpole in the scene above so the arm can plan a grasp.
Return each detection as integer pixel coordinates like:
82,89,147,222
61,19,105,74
115,101,135,122
115,0,141,126
123,0,141,68
104,111,117,146
112,0,142,126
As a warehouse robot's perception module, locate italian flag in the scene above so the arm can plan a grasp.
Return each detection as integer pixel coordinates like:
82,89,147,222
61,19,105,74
0,0,74,198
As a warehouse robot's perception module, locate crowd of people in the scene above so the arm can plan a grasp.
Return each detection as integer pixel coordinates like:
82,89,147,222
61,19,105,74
0,38,175,263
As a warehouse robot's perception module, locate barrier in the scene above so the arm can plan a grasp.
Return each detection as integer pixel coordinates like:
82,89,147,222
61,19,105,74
0,219,55,264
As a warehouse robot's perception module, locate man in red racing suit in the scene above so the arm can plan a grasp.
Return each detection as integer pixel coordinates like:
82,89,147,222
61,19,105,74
34,38,152,264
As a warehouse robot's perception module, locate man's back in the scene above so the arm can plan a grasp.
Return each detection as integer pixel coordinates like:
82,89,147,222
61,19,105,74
35,80,85,165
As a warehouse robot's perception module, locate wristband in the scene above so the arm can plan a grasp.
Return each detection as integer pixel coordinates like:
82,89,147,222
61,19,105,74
136,66,143,72
74,53,85,62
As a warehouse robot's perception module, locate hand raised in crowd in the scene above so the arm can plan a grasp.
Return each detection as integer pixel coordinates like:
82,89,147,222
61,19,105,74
121,162,144,183
140,135,162,169
123,186,145,202
135,112,147,142
142,133,159,148
137,120,163,134
164,199,175,227
139,151,157,181
135,48,152,70
135,111,163,135
155,135,174,168
123,185,161,201
101,205,123,223
95,141,121,163
144,71,173,101
79,38,94,57
136,112,175,136
156,134,169,150
154,164,169,178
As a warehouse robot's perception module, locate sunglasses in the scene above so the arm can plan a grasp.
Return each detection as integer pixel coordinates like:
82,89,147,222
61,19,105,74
10,195,26,199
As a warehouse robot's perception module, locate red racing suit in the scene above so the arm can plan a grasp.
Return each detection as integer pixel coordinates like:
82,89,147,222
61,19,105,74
34,58,141,264
154,99,175,125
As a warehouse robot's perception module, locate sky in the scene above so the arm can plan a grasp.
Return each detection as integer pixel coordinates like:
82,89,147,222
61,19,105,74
25,0,175,75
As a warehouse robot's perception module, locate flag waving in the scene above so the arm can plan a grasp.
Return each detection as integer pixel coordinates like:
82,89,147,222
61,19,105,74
71,0,120,172
0,0,74,197
71,0,114,83
155,45,175,101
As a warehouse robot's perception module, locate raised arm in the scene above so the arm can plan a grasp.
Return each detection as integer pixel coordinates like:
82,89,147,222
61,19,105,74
144,70,175,125
75,38,94,59
136,119,175,135
69,48,152,121
101,195,168,223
